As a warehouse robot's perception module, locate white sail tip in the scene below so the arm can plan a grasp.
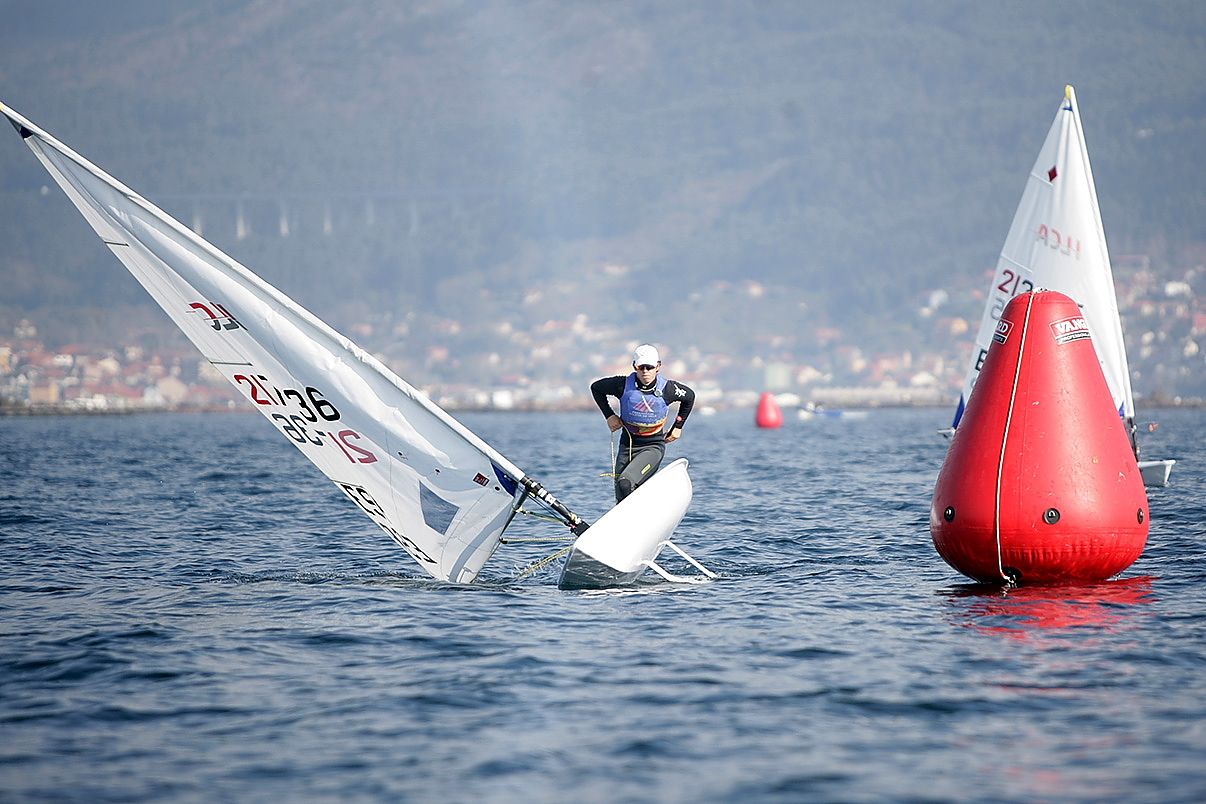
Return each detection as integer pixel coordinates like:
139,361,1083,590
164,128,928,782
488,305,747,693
0,101,28,135
0,102,24,137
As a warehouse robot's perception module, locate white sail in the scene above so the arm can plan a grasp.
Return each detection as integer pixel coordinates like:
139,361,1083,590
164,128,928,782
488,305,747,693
2,103,536,583
953,85,1134,431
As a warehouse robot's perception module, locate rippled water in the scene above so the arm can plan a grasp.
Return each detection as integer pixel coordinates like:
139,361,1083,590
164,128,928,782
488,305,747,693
2,408,1203,801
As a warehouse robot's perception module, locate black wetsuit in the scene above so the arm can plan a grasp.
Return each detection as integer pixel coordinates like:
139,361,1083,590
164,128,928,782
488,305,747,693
590,374,696,502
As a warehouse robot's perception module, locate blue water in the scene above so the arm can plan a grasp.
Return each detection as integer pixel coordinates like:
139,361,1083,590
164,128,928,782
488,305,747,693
1,408,1203,802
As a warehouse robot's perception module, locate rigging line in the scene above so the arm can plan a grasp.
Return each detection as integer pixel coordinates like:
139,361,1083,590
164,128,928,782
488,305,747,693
520,488,572,521
994,293,1034,587
500,535,576,544
601,427,618,478
512,508,566,524
514,544,574,580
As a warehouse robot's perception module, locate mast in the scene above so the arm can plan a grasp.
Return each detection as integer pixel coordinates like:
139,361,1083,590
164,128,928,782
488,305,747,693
520,478,591,535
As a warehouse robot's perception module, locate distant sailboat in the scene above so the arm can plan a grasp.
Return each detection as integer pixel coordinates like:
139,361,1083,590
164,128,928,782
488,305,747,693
2,102,715,586
797,402,867,421
948,86,1174,486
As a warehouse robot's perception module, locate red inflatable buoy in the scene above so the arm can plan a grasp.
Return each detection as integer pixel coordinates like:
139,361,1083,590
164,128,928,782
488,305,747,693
755,392,783,429
931,291,1149,584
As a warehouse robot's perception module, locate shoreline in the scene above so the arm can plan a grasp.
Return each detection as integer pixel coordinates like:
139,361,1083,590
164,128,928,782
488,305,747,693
4,397,1202,417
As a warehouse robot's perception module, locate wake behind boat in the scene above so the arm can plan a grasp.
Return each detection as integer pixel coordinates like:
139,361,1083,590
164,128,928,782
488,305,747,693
2,102,714,587
947,86,1175,487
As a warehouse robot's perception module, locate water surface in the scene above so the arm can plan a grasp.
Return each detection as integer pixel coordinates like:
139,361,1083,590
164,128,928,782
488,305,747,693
1,408,1203,801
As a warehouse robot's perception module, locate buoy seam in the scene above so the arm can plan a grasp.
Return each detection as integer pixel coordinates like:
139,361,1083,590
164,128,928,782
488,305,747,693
995,293,1034,583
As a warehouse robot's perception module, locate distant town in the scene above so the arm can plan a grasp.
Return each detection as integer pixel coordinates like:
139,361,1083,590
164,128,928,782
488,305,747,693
1,256,1201,417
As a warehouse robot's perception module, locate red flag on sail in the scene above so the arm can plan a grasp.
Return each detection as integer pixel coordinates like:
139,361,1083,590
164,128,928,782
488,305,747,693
1047,165,1058,182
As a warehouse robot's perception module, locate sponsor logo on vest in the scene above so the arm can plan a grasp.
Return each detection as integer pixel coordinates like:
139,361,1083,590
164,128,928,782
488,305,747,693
1050,316,1091,345
992,318,1014,344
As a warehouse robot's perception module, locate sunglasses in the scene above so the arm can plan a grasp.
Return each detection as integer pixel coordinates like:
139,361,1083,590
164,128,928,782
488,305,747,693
635,364,658,371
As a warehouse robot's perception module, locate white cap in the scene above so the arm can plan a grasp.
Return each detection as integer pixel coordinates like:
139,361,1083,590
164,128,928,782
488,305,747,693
632,344,660,366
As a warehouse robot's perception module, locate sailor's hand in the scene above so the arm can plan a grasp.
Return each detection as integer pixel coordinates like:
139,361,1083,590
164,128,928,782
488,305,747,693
606,414,624,432
664,427,682,443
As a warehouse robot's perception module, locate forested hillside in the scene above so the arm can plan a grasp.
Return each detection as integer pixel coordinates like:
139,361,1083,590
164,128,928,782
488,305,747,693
1,0,1202,384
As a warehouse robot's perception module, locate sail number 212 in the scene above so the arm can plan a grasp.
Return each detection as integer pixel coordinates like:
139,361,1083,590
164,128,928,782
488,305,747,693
990,269,1035,319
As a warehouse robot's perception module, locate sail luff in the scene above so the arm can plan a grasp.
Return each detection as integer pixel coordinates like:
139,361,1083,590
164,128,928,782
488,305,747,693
1065,86,1137,424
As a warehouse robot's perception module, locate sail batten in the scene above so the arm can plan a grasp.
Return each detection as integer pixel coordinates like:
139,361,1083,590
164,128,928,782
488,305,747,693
3,102,533,582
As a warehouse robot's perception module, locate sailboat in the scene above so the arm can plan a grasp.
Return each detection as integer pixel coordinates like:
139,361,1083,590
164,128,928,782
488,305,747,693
948,85,1175,487
1,102,716,587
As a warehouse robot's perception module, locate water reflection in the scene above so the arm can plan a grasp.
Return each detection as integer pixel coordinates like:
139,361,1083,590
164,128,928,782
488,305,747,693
941,576,1156,639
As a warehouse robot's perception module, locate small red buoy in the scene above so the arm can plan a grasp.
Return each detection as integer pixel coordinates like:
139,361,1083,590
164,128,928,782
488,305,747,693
931,291,1149,584
755,392,784,428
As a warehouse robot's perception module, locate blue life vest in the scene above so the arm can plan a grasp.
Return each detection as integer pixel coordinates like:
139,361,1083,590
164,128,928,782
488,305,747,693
619,373,669,437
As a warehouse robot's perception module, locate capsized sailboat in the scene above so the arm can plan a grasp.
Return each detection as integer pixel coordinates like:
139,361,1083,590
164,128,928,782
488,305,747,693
948,85,1175,486
1,102,715,586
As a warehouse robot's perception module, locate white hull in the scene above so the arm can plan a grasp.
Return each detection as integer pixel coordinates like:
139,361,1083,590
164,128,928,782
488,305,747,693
558,459,713,589
1139,459,1175,487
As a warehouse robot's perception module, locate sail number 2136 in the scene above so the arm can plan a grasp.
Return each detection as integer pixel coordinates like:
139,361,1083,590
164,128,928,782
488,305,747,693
233,374,340,420
233,374,377,464
268,414,378,464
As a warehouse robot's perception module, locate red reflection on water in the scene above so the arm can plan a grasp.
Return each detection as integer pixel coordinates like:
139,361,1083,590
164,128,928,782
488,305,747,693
946,576,1156,639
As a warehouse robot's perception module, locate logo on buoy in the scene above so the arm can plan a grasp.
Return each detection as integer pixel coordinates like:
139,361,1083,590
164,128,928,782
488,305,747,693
992,319,1013,344
1050,316,1090,345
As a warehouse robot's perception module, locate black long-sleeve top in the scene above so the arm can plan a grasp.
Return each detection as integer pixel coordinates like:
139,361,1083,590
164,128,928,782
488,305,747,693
590,374,696,446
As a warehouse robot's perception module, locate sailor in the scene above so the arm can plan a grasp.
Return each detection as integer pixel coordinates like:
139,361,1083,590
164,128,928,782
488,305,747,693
590,344,696,503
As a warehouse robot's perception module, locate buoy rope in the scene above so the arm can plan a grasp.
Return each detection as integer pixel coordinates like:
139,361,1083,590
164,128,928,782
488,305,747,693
994,294,1034,586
